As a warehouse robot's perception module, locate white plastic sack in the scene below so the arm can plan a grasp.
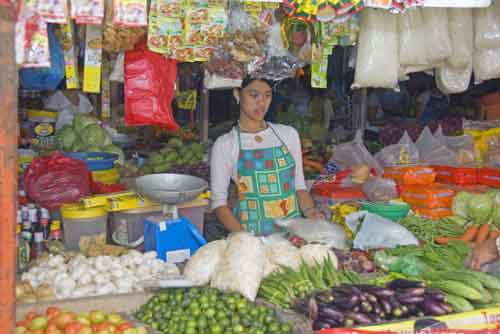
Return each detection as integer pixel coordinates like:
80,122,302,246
211,232,266,301
473,48,500,82
183,240,227,286
299,244,338,269
474,2,500,50
330,130,383,176
422,8,452,66
398,8,427,66
447,9,473,68
375,131,420,167
353,9,399,89
352,212,419,250
415,126,457,165
261,234,301,271
275,218,348,250
43,91,93,130
436,62,472,94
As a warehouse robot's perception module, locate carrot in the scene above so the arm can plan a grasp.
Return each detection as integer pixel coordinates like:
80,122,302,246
475,224,490,243
303,158,324,171
435,236,462,245
489,230,500,240
461,225,479,242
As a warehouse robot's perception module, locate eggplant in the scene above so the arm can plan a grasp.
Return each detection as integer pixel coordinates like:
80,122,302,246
438,302,453,314
371,302,382,315
417,311,425,317
401,287,426,297
425,290,447,302
398,296,425,305
353,306,360,313
386,279,425,290
319,317,341,327
406,303,417,315
422,298,447,316
316,292,335,303
400,305,409,315
343,318,355,327
332,295,360,309
379,311,386,319
361,301,373,313
364,293,378,304
313,320,332,330
308,296,319,320
318,306,345,323
345,312,374,325
380,298,392,315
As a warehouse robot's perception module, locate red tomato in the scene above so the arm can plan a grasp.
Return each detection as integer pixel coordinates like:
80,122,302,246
16,320,29,328
77,326,93,334
116,322,133,332
25,312,38,322
47,306,62,319
92,322,110,332
30,330,44,334
64,322,82,334
55,313,74,330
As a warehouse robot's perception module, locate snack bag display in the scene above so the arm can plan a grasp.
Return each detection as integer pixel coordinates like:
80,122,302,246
71,0,104,24
113,0,148,27
15,3,50,68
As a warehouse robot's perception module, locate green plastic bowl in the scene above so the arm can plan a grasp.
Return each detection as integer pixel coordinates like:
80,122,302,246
360,202,410,222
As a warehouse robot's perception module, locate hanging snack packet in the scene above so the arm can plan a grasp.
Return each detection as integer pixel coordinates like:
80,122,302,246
83,25,103,93
363,0,392,9
147,0,168,53
16,4,50,68
113,0,148,27
59,23,80,89
37,0,69,23
71,0,104,24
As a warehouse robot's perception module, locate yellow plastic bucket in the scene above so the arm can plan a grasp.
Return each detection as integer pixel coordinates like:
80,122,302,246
91,167,120,184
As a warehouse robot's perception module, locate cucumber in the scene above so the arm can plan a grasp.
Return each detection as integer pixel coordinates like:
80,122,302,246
445,294,474,312
429,280,482,301
465,270,500,290
423,271,485,293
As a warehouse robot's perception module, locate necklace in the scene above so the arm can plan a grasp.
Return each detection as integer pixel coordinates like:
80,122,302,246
239,122,267,142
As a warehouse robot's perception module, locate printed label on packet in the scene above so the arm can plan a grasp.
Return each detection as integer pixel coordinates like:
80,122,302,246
83,25,103,93
113,0,148,27
60,23,80,89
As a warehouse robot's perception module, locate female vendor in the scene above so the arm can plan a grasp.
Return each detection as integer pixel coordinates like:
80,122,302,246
210,77,323,236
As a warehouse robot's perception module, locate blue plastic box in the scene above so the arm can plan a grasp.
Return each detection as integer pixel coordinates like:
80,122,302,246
65,152,118,171
144,216,207,263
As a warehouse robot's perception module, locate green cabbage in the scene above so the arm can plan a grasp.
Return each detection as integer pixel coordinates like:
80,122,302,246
103,133,113,146
71,137,87,152
86,145,102,152
73,113,97,133
451,191,471,218
57,125,77,151
81,124,106,148
466,193,493,224
103,144,124,164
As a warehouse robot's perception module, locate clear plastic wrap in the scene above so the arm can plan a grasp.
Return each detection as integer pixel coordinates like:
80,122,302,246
436,62,472,95
415,127,457,165
261,234,301,271
474,1,500,50
362,177,398,202
422,8,452,66
375,131,420,167
447,8,473,69
398,8,427,66
352,8,399,89
434,126,475,164
473,48,500,82
183,240,227,286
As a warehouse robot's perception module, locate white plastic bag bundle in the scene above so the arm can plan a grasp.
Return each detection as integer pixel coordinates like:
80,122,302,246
261,234,301,271
422,8,452,66
375,131,419,167
415,127,457,165
434,126,475,164
275,218,348,250
474,2,500,50
473,48,500,82
447,9,473,69
211,233,266,301
352,212,419,250
183,240,227,286
353,9,399,89
436,62,472,94
299,244,338,269
398,8,427,66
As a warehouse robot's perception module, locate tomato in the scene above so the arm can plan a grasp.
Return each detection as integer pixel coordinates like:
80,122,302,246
89,310,106,324
29,316,48,331
115,322,133,332
55,313,75,330
47,306,62,319
25,312,38,322
15,326,27,334
135,327,147,334
92,322,110,332
64,322,82,334
45,328,63,334
77,325,93,334
30,330,44,334
107,313,122,325
76,314,90,326
16,320,29,328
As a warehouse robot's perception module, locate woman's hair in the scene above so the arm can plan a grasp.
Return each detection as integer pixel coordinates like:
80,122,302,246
240,76,274,89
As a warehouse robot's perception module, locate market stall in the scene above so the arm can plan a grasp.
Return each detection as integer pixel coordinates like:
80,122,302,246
6,0,500,333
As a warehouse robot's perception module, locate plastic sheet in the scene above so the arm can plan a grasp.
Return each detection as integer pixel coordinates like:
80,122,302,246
352,8,399,89
474,1,500,50
23,152,92,210
434,126,475,164
398,8,427,66
422,8,452,66
415,127,457,165
184,240,227,286
473,48,500,82
375,132,420,167
362,177,398,202
447,8,473,68
436,62,472,95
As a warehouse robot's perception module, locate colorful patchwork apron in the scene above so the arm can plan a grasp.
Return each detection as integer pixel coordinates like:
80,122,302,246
235,126,301,235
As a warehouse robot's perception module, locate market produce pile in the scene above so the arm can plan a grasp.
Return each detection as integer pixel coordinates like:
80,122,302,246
141,138,205,174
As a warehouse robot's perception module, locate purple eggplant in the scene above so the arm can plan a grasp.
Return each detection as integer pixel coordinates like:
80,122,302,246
401,287,426,297
438,302,453,314
406,303,417,315
380,298,392,315
319,317,341,327
332,295,360,309
364,293,378,304
361,301,373,313
386,279,425,290
345,312,374,325
398,295,425,305
362,286,396,298
319,306,345,323
313,320,332,330
422,298,447,316
316,292,335,303
343,318,355,327
308,296,319,320
425,289,447,302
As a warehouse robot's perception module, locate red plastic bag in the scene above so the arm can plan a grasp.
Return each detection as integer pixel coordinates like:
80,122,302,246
23,152,92,210
124,42,179,131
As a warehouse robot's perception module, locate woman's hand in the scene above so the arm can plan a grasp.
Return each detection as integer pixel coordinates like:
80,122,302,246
303,207,326,220
470,238,499,270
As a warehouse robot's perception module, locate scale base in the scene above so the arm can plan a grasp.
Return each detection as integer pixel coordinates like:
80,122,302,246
161,204,179,220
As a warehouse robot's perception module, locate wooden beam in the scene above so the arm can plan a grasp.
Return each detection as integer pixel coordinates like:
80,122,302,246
200,90,209,143
0,4,17,334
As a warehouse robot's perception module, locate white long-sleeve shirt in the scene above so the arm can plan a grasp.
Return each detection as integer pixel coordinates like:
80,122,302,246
210,123,306,210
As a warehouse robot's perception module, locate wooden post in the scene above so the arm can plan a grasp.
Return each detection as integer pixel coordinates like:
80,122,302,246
200,90,209,143
0,4,18,333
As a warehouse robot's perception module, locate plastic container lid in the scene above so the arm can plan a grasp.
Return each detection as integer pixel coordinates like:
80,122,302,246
61,203,108,220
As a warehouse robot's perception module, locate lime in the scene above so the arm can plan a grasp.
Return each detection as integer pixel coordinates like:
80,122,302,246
268,322,280,333
233,324,245,333
206,308,216,318
281,323,293,334
211,324,223,334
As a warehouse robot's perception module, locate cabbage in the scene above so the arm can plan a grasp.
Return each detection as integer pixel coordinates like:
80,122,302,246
71,137,87,152
451,191,471,218
81,124,106,147
57,125,77,151
86,145,101,152
103,133,113,146
466,193,493,224
103,145,124,163
73,113,97,133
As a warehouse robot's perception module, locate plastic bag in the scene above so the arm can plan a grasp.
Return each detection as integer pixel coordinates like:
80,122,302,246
43,91,93,130
375,131,420,167
352,212,419,250
415,127,457,165
473,48,500,82
71,0,104,24
436,62,472,95
261,234,301,271
184,240,227,286
330,130,383,176
422,8,452,66
447,8,473,68
15,3,50,68
434,126,475,164
274,218,348,250
19,24,65,89
362,177,398,202
474,1,500,50
124,43,179,131
398,8,427,66
352,8,399,89
23,152,92,210
374,251,427,277
211,232,266,301
299,244,338,268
